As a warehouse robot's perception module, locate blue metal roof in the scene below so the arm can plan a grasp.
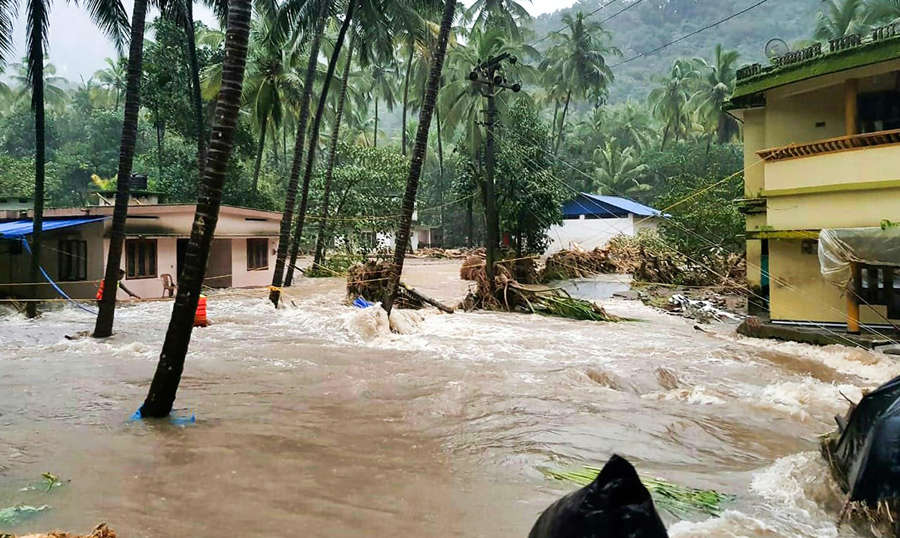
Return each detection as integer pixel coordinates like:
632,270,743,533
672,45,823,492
0,217,107,239
562,193,663,219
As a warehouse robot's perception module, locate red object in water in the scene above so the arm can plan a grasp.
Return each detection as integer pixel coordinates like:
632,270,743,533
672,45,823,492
194,295,208,327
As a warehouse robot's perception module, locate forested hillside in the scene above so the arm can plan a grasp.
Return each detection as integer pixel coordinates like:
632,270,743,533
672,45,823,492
531,0,822,102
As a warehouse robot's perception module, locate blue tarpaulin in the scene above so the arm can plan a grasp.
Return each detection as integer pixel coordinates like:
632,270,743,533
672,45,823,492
0,217,107,238
562,194,664,219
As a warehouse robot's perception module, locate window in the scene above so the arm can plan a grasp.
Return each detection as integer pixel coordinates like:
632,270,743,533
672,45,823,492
247,238,268,270
126,239,157,279
858,90,900,133
57,240,87,281
856,264,900,319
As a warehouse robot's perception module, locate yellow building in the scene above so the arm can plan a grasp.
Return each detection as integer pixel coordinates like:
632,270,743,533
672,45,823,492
728,26,900,330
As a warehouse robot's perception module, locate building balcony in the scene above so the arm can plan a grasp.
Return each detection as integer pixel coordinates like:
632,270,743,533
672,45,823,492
755,129,900,230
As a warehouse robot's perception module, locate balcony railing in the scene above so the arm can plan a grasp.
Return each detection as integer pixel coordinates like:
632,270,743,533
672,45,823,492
757,128,900,162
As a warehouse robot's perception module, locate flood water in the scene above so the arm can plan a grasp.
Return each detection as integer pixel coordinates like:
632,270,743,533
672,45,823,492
2,259,899,537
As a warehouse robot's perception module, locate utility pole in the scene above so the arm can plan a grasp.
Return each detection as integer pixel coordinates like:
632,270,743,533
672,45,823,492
469,53,520,295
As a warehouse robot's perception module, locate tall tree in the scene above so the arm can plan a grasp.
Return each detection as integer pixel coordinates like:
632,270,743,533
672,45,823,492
269,0,331,307
140,0,253,418
649,59,696,149
2,0,128,318
465,0,530,39
93,0,153,337
592,140,651,198
689,44,740,145
313,28,356,268
384,0,455,313
865,0,900,23
541,11,619,155
94,56,127,109
284,0,357,287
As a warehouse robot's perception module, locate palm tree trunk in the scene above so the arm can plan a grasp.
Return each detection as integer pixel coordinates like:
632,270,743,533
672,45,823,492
182,0,206,169
25,0,47,319
268,1,331,307
251,113,268,193
551,98,559,137
554,90,571,155
93,0,149,336
384,0,455,313
284,0,356,287
466,197,473,248
373,96,378,148
436,101,444,247
401,45,413,156
155,109,164,181
313,32,356,267
660,124,670,150
140,0,252,418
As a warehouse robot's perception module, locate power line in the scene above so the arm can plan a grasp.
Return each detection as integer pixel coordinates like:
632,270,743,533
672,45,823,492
610,0,772,68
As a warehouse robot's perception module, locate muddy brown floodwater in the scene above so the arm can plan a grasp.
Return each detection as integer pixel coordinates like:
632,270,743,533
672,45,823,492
2,259,899,537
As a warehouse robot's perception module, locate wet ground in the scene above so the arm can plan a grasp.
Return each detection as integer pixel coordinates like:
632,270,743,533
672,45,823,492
2,259,899,537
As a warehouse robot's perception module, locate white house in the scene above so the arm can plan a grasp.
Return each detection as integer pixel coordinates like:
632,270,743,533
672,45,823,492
546,193,665,255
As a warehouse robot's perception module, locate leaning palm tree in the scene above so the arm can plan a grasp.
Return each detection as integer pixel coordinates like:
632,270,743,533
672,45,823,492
312,25,357,268
140,0,253,418
283,0,358,287
592,140,651,198
1,0,128,319
814,0,867,40
541,11,620,154
93,0,156,337
689,44,740,145
269,0,332,308
384,0,456,313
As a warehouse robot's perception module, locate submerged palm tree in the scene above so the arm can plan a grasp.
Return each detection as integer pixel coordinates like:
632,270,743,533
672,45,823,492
269,0,332,308
814,0,867,40
94,0,156,337
141,0,254,418
0,0,128,318
384,0,456,313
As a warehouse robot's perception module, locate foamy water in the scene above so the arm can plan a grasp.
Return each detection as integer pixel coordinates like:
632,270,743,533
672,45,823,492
0,261,896,537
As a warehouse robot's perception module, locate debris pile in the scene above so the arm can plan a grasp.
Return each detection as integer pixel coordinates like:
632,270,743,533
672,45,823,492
540,232,747,290
346,261,454,313
459,254,617,322
666,294,742,323
12,523,116,538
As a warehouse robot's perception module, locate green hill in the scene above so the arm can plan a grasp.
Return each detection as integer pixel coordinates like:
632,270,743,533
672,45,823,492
530,0,822,102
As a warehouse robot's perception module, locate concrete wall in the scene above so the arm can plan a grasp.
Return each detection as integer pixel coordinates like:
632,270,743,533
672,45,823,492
769,239,887,324
764,144,900,193
546,216,642,255
767,188,900,231
231,237,278,288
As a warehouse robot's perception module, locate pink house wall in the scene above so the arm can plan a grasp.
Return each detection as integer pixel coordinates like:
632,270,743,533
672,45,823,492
102,237,178,299
231,237,279,288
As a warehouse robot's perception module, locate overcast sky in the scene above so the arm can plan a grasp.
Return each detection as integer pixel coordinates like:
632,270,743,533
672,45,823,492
8,0,577,81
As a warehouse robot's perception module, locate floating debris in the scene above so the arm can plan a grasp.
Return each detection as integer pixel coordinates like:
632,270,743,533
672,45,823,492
8,522,117,538
0,504,50,526
542,466,734,519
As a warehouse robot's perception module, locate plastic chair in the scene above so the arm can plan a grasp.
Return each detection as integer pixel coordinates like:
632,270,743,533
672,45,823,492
161,273,177,298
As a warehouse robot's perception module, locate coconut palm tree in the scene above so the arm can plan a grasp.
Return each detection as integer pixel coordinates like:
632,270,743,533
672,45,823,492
541,11,619,154
465,0,530,40
592,140,651,198
93,0,154,337
312,26,357,268
1,0,128,319
140,0,253,418
269,0,332,308
649,59,696,149
865,0,900,23
11,60,70,113
367,61,398,147
814,0,867,40
94,56,127,108
384,0,456,313
284,0,358,287
689,44,740,145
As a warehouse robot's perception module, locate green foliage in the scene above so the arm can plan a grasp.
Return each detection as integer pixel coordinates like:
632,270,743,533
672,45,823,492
651,142,745,258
